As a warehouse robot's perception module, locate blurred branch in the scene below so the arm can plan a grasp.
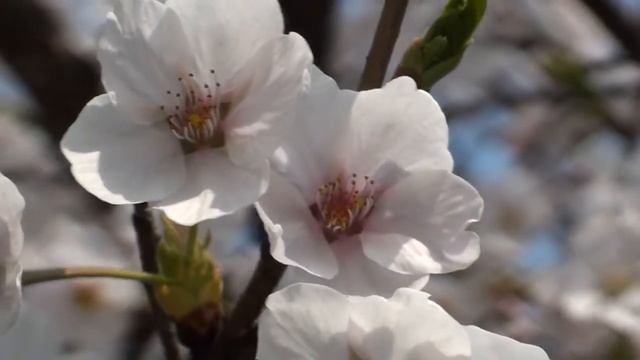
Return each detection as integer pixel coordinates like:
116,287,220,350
206,238,287,360
279,0,336,69
444,82,636,116
132,203,181,360
359,0,409,90
581,0,640,64
122,308,156,360
0,0,102,143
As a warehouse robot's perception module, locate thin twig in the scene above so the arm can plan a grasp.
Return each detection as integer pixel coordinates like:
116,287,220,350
202,226,287,360
132,203,182,360
358,0,410,90
581,0,640,64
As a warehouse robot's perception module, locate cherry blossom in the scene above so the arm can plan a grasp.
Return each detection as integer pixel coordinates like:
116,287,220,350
0,172,25,333
257,284,549,360
61,0,312,225
257,67,483,295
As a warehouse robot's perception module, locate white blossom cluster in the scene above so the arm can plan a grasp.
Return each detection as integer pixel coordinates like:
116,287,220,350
0,0,551,358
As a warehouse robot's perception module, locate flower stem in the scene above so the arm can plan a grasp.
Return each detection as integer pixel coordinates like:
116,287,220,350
133,203,182,360
201,219,287,360
21,267,175,286
358,0,410,90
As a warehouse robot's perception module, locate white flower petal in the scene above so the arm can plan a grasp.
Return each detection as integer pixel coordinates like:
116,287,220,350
365,169,483,274
110,0,166,36
273,66,357,200
166,0,284,82
0,173,24,261
61,94,186,204
0,262,21,334
256,172,338,279
154,149,268,225
348,288,471,360
343,77,453,175
225,33,313,168
466,326,550,360
283,239,428,297
258,283,351,360
0,173,23,333
99,0,198,114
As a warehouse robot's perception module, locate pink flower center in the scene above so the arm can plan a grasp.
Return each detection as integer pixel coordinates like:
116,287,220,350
311,173,376,242
160,69,229,149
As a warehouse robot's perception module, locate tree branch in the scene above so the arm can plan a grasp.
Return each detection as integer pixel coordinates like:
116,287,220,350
206,239,286,359
132,203,181,360
358,0,410,90
581,0,640,64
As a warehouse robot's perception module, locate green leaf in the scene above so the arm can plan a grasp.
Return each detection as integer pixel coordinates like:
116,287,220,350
396,0,486,90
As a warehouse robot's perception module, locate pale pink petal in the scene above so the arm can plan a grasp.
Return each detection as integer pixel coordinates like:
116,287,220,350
224,33,313,168
466,326,550,360
364,169,482,274
343,77,453,176
166,0,283,81
0,262,21,334
283,238,428,297
272,66,357,201
348,288,470,360
0,173,24,260
256,172,337,279
98,1,198,116
258,283,350,360
61,94,186,205
154,149,268,225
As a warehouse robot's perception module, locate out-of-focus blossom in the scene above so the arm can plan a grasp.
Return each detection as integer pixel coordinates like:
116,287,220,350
258,67,483,295
61,0,312,225
0,172,24,333
534,160,640,351
478,167,552,239
257,284,549,360
21,212,143,353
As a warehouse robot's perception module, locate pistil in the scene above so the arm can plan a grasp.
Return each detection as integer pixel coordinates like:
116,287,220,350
160,69,229,150
312,173,376,241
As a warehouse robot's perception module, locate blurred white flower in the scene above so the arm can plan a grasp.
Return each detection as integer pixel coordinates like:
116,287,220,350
61,0,313,225
21,213,143,353
478,167,552,239
257,284,549,360
258,67,483,295
0,172,25,333
533,162,640,351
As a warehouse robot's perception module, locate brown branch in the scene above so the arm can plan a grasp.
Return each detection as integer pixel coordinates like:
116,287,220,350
358,0,410,90
132,203,182,360
204,238,286,359
581,0,640,64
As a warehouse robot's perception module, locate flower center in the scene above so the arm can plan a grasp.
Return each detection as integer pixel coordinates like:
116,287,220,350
160,69,229,150
311,173,376,242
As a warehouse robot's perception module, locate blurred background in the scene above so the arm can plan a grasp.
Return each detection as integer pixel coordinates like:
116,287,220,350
1,0,640,358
